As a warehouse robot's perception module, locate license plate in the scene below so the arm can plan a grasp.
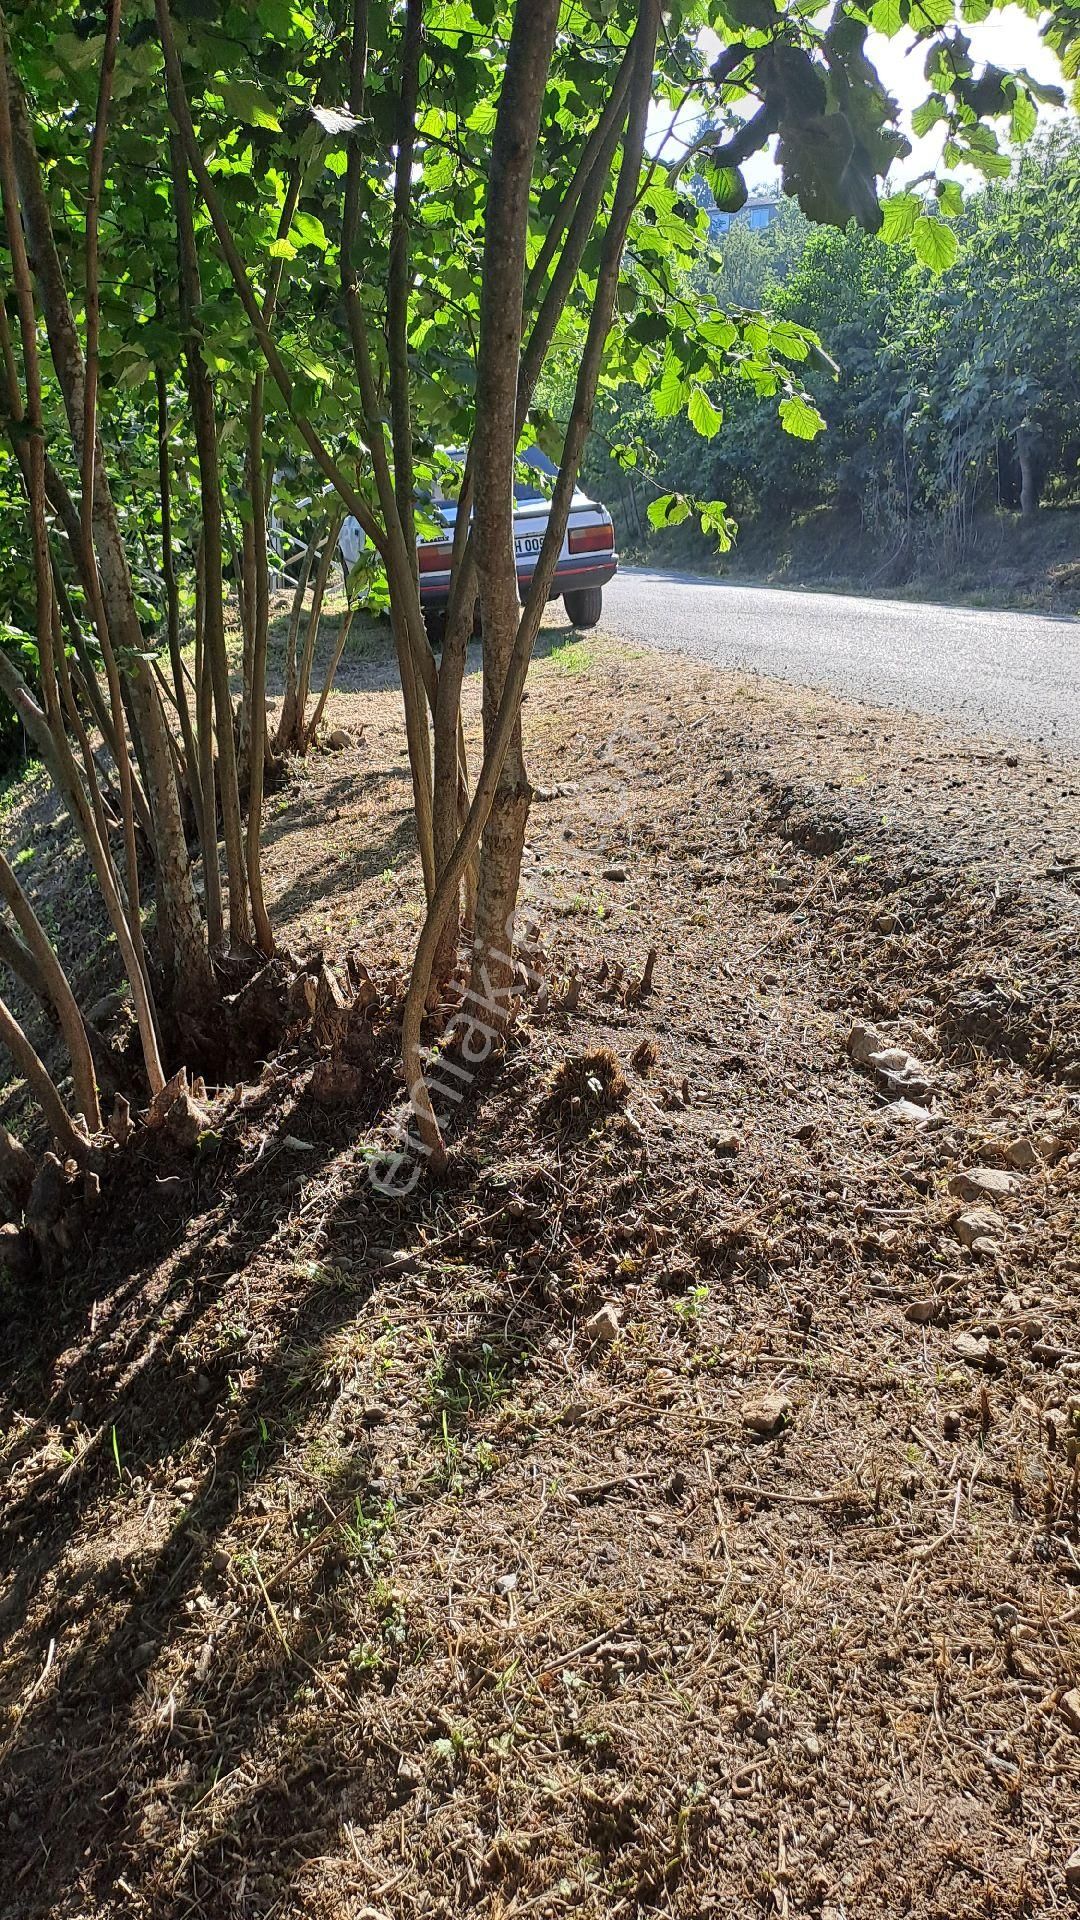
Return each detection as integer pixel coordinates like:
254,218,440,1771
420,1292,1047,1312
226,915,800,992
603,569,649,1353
515,534,544,557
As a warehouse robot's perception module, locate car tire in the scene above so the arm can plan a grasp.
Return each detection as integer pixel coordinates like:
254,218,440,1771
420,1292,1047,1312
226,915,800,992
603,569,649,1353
563,585,603,628
423,606,446,650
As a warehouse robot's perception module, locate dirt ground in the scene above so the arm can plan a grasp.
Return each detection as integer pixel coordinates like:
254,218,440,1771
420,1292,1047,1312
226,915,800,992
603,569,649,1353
1,605,1079,1920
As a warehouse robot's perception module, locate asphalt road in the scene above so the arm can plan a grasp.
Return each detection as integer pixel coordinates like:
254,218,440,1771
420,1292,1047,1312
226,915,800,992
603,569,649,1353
598,566,1080,755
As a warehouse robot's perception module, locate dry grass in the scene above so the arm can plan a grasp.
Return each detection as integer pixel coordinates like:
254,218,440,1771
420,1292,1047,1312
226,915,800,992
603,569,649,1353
0,615,1078,1919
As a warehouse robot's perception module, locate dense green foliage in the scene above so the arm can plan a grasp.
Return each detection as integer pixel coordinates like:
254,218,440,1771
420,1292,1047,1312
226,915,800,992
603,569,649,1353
587,126,1080,565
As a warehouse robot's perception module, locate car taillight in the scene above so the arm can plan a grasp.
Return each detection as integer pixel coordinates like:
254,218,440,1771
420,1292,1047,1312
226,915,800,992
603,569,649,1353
418,542,453,573
568,524,614,555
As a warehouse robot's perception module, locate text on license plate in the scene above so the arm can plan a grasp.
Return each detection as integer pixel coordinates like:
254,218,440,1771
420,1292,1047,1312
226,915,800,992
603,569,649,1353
515,534,544,557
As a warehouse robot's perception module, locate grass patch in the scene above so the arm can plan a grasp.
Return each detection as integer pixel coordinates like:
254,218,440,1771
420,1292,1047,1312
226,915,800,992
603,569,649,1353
548,637,594,675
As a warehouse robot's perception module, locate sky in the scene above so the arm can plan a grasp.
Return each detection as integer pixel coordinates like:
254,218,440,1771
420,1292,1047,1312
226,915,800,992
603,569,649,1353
650,4,1068,192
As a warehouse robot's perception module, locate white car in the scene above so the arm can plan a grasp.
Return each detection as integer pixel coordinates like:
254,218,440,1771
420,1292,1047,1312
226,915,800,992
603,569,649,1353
338,449,618,641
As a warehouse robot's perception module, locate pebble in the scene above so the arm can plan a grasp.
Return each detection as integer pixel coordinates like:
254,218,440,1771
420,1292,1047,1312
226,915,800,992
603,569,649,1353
711,1127,740,1156
742,1392,792,1437
953,1331,992,1365
1032,1340,1065,1366
880,1098,934,1126
1060,1687,1080,1732
948,1168,1017,1201
602,866,627,882
848,1021,884,1064
584,1304,621,1348
954,1208,1003,1248
1005,1132,1063,1170
494,1572,518,1596
904,1297,940,1324
1067,1849,1080,1891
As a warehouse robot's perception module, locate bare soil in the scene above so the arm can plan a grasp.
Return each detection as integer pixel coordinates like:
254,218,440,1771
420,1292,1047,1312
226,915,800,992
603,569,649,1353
1,610,1078,1920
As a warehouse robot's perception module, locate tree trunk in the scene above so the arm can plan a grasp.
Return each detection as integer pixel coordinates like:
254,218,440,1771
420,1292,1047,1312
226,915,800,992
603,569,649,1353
294,515,344,749
304,606,355,749
388,0,423,557
245,380,275,955
0,991,86,1160
156,364,205,852
0,851,100,1130
169,124,251,949
1016,423,1042,519
276,535,317,753
469,0,562,1025
5,52,212,1013
400,0,659,1169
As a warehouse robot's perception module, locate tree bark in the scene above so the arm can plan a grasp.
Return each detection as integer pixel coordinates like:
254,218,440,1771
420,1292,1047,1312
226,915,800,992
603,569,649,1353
339,0,436,897
295,514,344,748
0,918,45,1003
168,124,250,949
469,0,562,1022
245,379,275,954
276,534,317,753
0,991,87,1160
1017,422,1042,519
4,38,212,1015
0,851,100,1130
0,27,171,1087
156,364,205,853
401,0,659,1167
388,0,423,558
304,606,355,749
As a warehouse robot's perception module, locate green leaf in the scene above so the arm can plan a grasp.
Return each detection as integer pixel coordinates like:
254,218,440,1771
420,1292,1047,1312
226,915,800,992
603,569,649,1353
880,192,921,245
654,352,690,420
291,211,329,251
647,492,691,529
699,503,734,551
768,320,811,362
700,315,738,353
911,94,947,137
219,82,282,132
688,385,722,438
1009,89,1037,144
869,0,904,36
912,214,958,273
707,165,747,214
778,394,825,440
911,0,953,25
936,179,963,218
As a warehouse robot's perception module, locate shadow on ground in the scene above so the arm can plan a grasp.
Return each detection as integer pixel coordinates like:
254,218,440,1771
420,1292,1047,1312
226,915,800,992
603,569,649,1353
0,1027,570,1917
